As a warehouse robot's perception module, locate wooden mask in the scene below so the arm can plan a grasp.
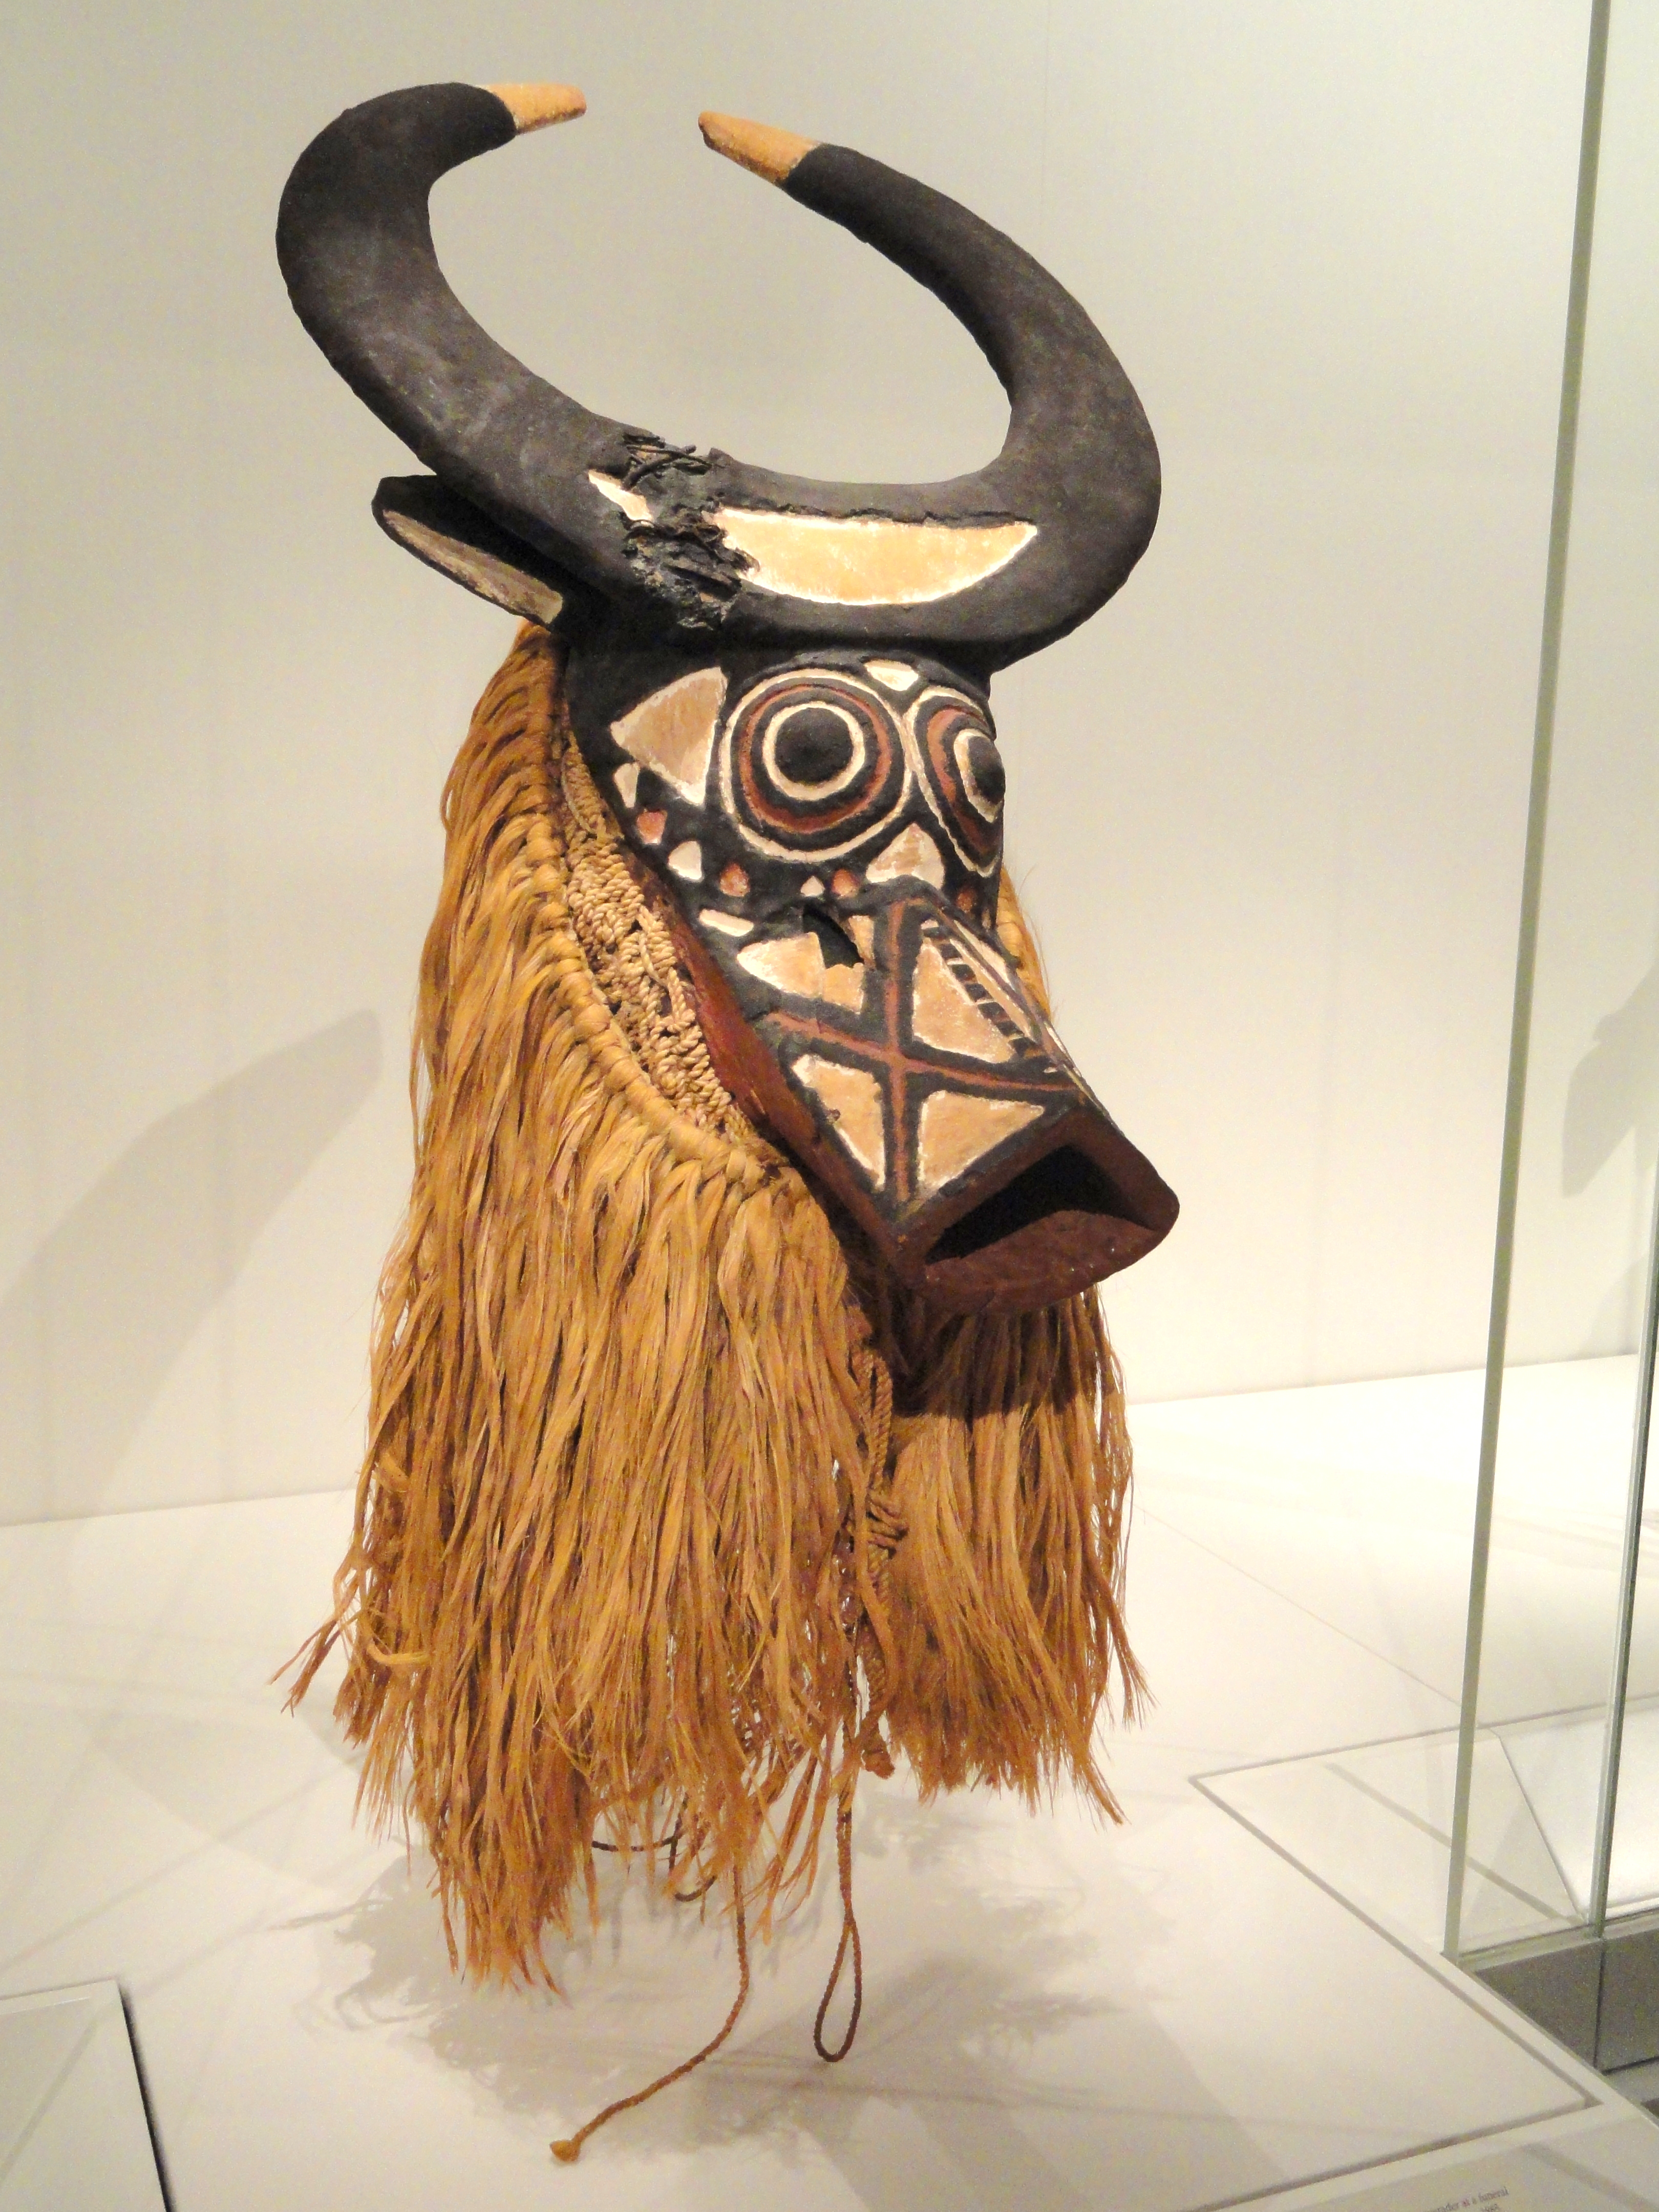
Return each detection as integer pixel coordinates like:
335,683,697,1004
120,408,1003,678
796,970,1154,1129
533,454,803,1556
278,82,1178,1311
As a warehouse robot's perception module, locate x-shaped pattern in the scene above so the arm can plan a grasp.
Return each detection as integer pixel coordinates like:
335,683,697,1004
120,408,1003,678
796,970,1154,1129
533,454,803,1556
758,894,1081,1216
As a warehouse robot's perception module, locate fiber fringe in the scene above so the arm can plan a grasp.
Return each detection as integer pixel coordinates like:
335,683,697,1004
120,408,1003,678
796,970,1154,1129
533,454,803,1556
288,624,1142,1985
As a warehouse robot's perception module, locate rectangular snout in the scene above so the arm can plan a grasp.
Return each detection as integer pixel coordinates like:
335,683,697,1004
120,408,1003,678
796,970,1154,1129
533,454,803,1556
755,886,1177,1311
631,854,1177,1312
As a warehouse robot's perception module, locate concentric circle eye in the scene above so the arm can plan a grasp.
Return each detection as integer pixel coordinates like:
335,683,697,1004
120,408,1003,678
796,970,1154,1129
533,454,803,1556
956,729,1005,818
724,670,907,856
913,689,1004,870
765,704,860,796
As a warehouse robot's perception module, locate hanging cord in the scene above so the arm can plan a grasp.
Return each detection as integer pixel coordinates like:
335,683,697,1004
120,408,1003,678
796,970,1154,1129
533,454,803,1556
591,1810,684,1863
807,1316,899,2062
550,1871,751,2164
559,1321,892,2144
855,1508,903,1775
812,1775,863,2061
849,1331,901,1775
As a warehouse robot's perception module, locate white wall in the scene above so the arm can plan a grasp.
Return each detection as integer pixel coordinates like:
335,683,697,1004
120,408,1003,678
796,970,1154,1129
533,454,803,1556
0,2,1598,1523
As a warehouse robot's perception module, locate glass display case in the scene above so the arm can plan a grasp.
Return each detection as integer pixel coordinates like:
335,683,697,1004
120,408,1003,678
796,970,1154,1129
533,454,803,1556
1447,0,1659,2070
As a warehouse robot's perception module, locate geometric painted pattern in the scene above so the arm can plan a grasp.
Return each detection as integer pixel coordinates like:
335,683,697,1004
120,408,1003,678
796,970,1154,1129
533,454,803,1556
580,649,1174,1284
747,891,1096,1221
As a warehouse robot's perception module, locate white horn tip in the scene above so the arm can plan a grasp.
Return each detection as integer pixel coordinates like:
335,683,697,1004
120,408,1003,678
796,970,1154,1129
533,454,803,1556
485,82,587,134
698,111,817,184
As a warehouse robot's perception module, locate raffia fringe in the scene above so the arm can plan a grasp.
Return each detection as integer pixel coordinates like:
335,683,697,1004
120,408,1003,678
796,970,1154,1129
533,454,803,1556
288,624,1143,1985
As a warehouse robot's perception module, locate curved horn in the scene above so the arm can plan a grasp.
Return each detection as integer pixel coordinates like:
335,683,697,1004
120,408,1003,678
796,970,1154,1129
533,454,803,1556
693,115,1160,663
279,85,1159,662
277,82,657,607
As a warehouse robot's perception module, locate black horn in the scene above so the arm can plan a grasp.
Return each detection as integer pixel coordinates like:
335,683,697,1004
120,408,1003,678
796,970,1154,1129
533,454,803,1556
277,84,1160,664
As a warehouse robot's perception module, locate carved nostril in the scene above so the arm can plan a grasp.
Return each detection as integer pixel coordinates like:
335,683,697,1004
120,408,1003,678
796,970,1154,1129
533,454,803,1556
802,903,863,970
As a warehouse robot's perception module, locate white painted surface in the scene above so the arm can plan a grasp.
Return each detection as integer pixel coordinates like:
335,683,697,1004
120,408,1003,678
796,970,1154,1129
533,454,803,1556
0,2,1641,1522
6,1370,1659,2208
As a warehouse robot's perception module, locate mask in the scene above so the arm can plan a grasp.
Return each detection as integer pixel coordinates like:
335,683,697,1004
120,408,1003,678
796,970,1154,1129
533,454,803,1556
279,80,1176,1310
277,78,1178,2156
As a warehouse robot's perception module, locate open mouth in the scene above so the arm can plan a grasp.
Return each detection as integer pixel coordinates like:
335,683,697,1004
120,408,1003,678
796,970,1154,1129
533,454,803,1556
912,1140,1172,1314
928,1145,1123,1258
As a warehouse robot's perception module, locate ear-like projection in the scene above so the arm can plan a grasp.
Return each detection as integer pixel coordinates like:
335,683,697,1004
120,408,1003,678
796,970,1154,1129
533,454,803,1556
373,475,575,626
276,82,1160,661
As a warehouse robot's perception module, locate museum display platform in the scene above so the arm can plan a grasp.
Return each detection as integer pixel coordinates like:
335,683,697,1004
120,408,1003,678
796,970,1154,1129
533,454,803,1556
6,1364,1657,2211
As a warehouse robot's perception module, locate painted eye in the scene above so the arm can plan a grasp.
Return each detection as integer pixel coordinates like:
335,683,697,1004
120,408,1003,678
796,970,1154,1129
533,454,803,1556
724,670,908,856
912,689,1004,871
767,705,858,793
957,729,1005,817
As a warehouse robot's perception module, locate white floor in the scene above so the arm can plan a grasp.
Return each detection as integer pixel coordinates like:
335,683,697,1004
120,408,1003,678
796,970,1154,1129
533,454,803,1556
4,1366,1658,2210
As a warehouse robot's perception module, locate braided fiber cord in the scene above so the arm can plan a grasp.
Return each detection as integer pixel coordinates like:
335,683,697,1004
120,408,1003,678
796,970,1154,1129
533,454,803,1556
551,1875,752,2163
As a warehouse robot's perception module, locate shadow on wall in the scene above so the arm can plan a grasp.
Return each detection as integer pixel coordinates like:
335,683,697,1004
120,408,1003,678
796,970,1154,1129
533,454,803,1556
1563,948,1659,1199
1564,942,1659,1356
0,1012,380,1525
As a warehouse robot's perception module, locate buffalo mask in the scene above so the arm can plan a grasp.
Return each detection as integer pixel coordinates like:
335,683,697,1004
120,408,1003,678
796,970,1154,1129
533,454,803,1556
277,81,1177,1314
